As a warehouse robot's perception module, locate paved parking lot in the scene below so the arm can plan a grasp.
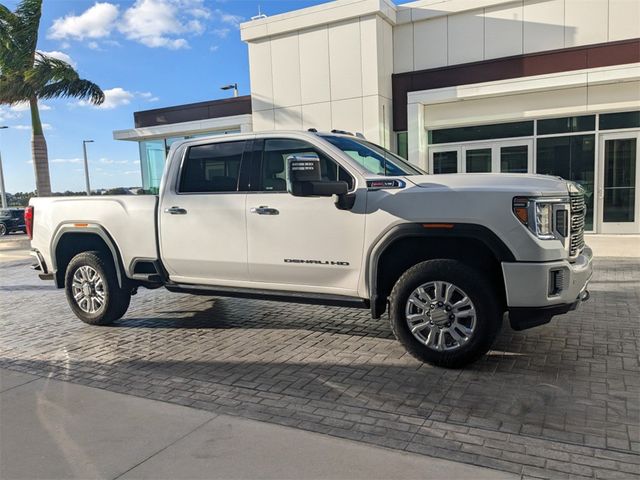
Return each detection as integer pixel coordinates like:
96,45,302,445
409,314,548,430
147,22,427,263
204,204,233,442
1,255,639,479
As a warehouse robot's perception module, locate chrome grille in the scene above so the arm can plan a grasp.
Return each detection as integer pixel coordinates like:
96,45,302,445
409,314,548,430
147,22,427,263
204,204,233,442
570,191,585,256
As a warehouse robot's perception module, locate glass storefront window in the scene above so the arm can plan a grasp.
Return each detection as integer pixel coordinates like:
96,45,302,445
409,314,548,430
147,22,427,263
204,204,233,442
537,135,595,230
603,138,637,223
465,148,492,172
537,115,595,135
500,145,528,173
433,151,457,173
396,132,408,159
139,139,166,194
600,111,640,130
429,121,533,144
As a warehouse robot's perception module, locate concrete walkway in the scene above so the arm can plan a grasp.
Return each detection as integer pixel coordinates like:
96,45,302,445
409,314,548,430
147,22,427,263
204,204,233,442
0,368,516,480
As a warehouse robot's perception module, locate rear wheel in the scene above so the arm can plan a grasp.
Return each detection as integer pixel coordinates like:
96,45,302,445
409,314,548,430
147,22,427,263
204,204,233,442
389,259,501,368
65,251,131,325
0,223,7,236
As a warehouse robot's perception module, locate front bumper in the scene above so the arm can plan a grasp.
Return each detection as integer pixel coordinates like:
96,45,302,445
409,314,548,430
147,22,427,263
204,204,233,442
502,246,593,330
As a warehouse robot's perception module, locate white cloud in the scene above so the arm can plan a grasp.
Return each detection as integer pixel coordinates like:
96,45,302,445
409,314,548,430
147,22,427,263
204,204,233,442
99,158,128,164
209,45,219,52
213,9,243,28
51,158,82,164
38,50,77,68
87,41,101,50
212,28,229,39
78,87,133,109
12,123,52,130
138,91,160,102
49,2,119,40
7,101,52,113
119,0,193,49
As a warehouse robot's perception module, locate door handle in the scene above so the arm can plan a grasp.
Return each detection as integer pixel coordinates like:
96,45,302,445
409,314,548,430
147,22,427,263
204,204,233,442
250,206,279,215
164,206,187,215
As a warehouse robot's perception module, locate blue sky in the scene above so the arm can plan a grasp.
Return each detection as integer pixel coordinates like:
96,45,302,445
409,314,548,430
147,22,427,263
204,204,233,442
0,0,327,193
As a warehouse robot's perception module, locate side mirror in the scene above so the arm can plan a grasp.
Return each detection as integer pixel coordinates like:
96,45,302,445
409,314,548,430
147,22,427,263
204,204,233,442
287,154,349,197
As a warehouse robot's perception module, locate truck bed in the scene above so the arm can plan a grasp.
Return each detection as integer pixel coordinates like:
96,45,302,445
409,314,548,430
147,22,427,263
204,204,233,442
30,195,159,278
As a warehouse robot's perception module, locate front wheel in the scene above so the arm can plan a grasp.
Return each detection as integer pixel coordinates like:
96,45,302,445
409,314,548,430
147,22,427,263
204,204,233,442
389,259,502,368
0,223,7,236
64,251,131,325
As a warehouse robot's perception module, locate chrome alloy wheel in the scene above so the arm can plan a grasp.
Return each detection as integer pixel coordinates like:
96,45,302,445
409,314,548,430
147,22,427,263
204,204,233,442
404,281,477,351
71,265,105,314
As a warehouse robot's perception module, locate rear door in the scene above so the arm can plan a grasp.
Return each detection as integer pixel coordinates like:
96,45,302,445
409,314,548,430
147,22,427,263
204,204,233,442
159,139,251,285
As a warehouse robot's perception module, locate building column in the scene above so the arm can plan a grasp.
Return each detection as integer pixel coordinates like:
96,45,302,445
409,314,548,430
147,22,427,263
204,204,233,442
407,102,427,170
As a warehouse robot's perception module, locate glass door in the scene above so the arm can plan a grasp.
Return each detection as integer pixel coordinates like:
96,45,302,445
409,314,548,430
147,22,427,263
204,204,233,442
597,132,640,234
429,140,533,174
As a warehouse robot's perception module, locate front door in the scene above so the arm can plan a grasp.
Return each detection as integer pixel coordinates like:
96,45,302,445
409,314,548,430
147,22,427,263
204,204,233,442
598,132,640,234
246,138,366,296
159,139,250,285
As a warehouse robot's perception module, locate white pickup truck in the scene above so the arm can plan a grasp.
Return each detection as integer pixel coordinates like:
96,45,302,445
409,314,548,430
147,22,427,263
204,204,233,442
27,130,593,367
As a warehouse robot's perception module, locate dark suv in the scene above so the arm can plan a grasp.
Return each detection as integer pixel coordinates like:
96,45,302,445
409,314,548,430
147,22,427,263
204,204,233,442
0,208,26,236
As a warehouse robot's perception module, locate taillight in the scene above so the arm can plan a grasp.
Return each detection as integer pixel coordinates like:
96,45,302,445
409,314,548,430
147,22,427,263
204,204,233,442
24,206,34,239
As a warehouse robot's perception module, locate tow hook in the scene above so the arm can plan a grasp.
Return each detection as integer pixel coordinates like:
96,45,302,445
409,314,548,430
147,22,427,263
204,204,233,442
580,290,590,302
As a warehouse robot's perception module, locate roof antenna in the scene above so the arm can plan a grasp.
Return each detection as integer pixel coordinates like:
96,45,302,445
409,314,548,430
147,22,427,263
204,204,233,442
251,5,267,20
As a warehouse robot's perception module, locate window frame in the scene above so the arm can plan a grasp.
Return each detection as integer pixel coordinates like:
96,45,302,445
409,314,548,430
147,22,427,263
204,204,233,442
176,139,251,195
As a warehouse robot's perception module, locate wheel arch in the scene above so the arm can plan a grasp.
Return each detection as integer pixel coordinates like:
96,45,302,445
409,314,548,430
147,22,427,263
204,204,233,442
51,224,125,289
367,223,515,318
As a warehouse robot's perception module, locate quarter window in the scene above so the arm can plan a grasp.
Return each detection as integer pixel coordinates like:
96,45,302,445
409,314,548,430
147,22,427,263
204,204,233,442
179,141,246,193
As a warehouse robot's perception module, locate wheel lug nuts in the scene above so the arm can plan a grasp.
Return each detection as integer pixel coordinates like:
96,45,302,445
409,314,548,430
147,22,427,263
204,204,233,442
449,314,455,320
437,302,443,307
445,305,451,311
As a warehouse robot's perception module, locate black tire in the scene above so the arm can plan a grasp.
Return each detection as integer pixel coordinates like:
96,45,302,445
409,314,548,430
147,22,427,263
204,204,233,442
64,251,131,325
0,223,7,236
389,259,501,368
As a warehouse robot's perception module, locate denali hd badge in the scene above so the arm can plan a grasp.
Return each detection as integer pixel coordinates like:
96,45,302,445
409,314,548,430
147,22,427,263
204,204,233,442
285,259,350,266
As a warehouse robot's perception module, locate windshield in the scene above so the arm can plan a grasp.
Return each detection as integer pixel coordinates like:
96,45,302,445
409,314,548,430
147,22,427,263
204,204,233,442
321,135,424,176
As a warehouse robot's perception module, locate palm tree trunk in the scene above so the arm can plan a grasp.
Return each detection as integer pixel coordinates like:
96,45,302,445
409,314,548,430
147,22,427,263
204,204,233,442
30,96,51,196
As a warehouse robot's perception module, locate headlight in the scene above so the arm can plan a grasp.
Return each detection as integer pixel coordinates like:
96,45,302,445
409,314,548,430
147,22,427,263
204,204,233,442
513,197,570,240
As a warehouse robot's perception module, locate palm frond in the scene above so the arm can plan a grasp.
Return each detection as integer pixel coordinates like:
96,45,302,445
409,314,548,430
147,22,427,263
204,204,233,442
39,78,105,105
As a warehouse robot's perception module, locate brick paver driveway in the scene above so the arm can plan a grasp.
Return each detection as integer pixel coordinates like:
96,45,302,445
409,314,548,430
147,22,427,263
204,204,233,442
1,257,638,479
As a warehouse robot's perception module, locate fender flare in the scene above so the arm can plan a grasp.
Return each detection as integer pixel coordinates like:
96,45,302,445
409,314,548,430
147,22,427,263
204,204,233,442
366,223,516,318
50,223,125,288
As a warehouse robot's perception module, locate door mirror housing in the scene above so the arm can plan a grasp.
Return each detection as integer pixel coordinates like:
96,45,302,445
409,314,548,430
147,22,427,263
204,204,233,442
286,154,349,197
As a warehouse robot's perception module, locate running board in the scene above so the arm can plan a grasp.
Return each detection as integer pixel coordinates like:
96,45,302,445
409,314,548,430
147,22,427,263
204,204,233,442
166,283,369,309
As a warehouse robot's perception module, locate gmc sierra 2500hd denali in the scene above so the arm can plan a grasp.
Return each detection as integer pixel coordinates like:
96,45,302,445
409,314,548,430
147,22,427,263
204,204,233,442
27,130,593,367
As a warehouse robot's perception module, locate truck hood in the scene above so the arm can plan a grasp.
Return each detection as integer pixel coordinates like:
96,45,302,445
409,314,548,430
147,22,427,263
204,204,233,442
405,173,569,196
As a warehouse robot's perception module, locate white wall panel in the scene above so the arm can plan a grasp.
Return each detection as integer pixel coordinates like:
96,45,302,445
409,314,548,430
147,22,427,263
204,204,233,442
274,106,303,130
299,26,331,105
362,96,382,143
270,33,301,108
424,87,589,127
448,9,485,64
484,1,524,59
523,0,565,53
564,0,608,47
252,109,275,131
587,81,640,112
413,17,448,69
393,23,414,73
248,40,273,112
328,19,363,100
609,0,640,41
361,15,380,97
331,98,364,134
301,102,332,131
377,16,394,99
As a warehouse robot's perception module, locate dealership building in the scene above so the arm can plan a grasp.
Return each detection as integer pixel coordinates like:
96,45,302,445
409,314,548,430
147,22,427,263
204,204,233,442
113,0,640,234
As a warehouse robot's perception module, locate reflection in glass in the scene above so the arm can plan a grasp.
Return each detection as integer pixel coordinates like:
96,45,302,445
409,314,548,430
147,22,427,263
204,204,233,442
603,138,636,223
537,135,595,230
139,139,166,194
433,151,457,174
500,146,528,173
465,148,492,172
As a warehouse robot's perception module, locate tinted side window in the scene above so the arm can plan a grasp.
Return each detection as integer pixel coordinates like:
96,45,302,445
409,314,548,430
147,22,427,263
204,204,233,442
179,141,246,193
258,138,353,192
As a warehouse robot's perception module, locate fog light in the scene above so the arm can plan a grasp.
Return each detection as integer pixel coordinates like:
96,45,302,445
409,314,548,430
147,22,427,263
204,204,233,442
549,269,565,296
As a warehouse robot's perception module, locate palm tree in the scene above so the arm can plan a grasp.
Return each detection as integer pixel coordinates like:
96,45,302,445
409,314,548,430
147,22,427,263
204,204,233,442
0,0,104,196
